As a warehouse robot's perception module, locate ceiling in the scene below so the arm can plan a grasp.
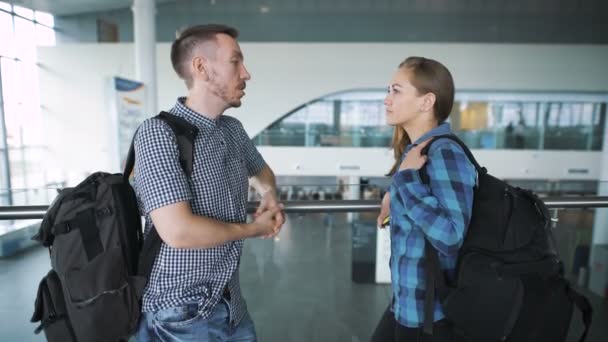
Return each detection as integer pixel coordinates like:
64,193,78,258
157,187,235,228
6,0,607,16
7,0,175,15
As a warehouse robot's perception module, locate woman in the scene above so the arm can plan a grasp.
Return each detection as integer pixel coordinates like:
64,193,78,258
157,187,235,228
372,57,476,341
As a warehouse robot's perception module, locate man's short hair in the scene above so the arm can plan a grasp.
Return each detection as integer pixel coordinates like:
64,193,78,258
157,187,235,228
170,24,239,86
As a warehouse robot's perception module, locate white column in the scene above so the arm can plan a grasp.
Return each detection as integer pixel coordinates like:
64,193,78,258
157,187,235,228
347,175,360,200
132,0,157,115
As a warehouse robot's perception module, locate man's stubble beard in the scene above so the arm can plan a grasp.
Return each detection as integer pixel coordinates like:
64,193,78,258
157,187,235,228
208,68,242,108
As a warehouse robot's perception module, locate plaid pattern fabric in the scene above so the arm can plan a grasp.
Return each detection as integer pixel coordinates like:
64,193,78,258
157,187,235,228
133,97,267,327
388,123,476,328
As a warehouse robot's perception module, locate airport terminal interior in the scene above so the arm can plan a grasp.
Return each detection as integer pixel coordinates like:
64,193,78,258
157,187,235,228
0,0,607,341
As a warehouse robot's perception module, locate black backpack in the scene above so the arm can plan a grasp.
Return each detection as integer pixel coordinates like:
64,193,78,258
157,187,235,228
420,135,593,342
30,112,197,342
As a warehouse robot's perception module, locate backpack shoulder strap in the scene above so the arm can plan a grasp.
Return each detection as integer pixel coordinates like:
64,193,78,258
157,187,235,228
123,111,199,179
123,111,199,279
419,134,486,185
419,134,480,335
155,111,199,177
566,284,593,342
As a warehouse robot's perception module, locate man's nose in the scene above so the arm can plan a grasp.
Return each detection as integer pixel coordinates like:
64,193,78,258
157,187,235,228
241,65,251,81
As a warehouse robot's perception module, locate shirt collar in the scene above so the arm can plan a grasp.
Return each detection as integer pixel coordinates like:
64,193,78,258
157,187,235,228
169,97,219,129
405,122,452,153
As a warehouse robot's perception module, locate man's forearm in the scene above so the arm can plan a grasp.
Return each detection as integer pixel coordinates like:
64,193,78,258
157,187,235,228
150,202,260,249
250,165,277,196
170,215,258,249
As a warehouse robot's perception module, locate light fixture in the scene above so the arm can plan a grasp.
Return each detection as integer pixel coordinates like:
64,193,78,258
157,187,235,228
259,5,270,13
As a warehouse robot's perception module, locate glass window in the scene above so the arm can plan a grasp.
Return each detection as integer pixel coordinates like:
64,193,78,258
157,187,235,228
35,11,54,27
284,101,333,126
340,101,384,128
544,102,599,150
35,23,55,46
14,17,36,61
13,5,33,19
16,61,42,146
0,2,11,12
254,90,606,151
0,3,55,211
1,58,21,147
0,57,17,105
0,11,14,57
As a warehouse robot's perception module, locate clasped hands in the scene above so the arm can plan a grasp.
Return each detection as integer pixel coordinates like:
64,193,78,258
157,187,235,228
252,191,285,238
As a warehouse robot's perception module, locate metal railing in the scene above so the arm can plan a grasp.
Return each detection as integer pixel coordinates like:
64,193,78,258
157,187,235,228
0,196,607,220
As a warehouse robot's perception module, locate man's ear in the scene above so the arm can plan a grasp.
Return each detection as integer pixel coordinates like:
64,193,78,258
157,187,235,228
192,56,209,81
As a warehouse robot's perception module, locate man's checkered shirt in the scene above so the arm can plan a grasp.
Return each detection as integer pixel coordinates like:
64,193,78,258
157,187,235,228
388,123,476,328
133,97,267,326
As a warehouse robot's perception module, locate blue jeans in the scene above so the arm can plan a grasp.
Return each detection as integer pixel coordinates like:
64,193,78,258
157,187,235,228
135,299,257,342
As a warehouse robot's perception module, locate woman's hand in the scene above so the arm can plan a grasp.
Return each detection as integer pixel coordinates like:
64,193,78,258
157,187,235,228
377,192,390,229
399,139,432,171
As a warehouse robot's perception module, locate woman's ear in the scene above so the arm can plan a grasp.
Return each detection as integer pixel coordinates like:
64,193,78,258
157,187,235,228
421,93,436,113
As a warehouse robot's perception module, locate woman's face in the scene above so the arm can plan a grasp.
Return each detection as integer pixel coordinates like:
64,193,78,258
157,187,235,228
384,68,426,127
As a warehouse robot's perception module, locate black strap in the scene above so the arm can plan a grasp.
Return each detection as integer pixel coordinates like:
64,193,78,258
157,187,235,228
423,239,450,335
57,209,103,262
131,111,199,278
155,111,198,177
123,134,137,183
138,228,162,278
566,285,593,342
419,134,487,185
423,239,436,335
123,111,198,180
420,134,477,335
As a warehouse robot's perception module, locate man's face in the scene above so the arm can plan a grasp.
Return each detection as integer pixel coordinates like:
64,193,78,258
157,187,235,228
206,34,251,108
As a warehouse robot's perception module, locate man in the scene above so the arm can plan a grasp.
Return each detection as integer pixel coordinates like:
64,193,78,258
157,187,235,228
134,24,285,341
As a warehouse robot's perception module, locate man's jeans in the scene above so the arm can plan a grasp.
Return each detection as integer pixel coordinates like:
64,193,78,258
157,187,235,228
135,298,257,342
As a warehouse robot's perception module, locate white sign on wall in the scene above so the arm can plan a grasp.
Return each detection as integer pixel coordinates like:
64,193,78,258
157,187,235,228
110,77,147,171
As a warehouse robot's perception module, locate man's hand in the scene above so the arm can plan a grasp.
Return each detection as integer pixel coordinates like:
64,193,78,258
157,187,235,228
399,139,432,171
255,191,285,238
251,205,284,237
377,192,390,229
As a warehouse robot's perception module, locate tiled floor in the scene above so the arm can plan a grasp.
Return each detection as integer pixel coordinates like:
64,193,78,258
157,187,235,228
0,213,606,341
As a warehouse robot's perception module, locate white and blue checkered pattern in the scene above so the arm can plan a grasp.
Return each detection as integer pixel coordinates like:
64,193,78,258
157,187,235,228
388,123,477,328
133,97,267,327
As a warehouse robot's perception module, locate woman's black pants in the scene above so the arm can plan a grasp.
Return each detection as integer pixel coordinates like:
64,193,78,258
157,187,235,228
370,306,455,342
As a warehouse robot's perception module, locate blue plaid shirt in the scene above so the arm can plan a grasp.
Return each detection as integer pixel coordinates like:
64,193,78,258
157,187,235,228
389,123,476,328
